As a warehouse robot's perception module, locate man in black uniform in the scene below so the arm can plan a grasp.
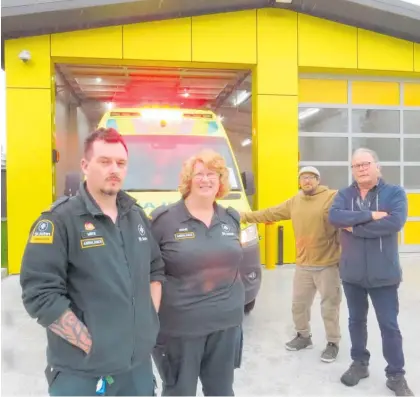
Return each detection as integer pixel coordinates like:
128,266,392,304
20,128,165,396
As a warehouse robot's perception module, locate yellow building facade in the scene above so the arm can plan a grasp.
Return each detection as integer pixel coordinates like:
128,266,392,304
5,9,420,274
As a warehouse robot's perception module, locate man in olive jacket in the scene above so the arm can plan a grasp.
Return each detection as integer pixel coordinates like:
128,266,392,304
241,166,341,363
20,128,165,396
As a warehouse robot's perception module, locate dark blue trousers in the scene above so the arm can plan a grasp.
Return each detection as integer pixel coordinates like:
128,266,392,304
342,281,405,377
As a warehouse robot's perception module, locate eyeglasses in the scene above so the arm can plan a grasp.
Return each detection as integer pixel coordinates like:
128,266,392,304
193,172,219,181
351,162,372,170
299,175,317,181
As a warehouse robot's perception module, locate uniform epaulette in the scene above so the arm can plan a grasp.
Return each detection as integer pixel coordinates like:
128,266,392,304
226,206,240,225
42,196,70,214
150,205,170,222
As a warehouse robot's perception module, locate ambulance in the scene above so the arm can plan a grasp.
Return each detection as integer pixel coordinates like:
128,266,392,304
68,107,261,313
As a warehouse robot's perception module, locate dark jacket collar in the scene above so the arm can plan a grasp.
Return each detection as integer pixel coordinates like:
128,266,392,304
77,181,137,216
174,198,223,224
352,177,385,192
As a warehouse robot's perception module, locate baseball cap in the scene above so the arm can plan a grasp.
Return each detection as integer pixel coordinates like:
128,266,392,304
299,166,320,178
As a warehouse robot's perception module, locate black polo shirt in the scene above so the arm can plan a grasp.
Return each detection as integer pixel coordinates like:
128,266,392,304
150,199,245,337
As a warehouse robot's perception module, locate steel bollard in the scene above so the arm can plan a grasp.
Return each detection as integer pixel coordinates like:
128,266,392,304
265,223,277,269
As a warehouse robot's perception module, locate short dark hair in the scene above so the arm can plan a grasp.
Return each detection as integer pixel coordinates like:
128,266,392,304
84,128,128,158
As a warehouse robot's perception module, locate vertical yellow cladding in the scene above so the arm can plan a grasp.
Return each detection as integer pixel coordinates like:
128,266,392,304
5,35,51,88
5,36,53,274
298,14,357,69
255,9,298,264
51,26,123,59
192,10,257,64
123,18,192,62
257,9,297,95
357,29,414,72
415,44,420,72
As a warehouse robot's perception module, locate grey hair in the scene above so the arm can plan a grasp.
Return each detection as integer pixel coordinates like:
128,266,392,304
352,147,380,163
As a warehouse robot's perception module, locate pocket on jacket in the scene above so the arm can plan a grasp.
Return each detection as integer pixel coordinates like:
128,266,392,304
340,258,363,284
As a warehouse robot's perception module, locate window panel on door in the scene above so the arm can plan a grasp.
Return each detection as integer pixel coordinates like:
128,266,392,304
380,166,401,186
352,137,400,162
404,138,420,162
352,109,400,134
302,166,349,190
299,137,348,161
404,166,420,189
403,111,420,134
299,108,348,133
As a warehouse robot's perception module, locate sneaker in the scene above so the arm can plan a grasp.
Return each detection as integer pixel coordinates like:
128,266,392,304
386,375,414,396
285,333,313,351
321,342,339,363
340,361,369,386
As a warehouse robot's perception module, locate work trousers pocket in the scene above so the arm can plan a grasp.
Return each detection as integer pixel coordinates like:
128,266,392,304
152,345,177,387
234,326,244,369
45,365,61,388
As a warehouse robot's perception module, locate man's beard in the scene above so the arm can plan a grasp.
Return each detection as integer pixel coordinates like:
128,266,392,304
100,188,119,196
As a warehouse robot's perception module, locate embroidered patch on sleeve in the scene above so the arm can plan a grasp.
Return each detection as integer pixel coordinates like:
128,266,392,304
29,220,55,244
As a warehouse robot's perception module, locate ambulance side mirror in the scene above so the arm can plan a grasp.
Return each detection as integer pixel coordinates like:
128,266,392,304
241,171,255,196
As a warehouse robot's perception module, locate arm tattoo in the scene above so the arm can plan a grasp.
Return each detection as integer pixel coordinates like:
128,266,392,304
48,310,92,354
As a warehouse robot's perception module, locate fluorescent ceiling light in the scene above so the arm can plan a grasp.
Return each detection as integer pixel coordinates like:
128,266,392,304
275,0,293,3
400,0,420,5
241,138,252,147
233,91,251,107
299,108,320,120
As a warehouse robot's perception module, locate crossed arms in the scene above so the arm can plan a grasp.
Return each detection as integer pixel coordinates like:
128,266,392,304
328,188,408,238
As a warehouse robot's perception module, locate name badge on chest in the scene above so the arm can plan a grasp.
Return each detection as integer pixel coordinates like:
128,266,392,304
174,227,196,240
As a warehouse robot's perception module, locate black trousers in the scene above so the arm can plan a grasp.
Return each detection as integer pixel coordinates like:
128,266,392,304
152,326,243,396
343,281,406,377
46,357,156,396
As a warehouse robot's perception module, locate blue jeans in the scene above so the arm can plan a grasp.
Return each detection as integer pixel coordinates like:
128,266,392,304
342,282,405,377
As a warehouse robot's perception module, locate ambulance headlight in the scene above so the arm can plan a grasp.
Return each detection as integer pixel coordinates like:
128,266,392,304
240,224,258,246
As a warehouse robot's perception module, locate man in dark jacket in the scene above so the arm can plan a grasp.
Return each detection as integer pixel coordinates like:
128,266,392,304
328,148,413,397
20,128,165,396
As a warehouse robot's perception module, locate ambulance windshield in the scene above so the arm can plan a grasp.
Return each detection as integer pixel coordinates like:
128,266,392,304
122,135,241,192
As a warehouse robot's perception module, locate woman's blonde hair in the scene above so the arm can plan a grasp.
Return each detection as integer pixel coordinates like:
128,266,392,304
179,149,231,199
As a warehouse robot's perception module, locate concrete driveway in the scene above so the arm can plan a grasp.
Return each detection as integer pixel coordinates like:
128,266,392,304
2,255,420,396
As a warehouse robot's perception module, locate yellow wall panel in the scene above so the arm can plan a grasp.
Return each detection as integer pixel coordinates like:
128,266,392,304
254,94,298,264
404,83,420,106
192,10,257,64
299,79,348,104
358,29,414,72
51,26,123,58
123,18,191,61
404,222,420,245
352,81,400,105
298,14,357,69
407,194,420,217
6,89,53,274
5,35,51,89
257,9,297,96
415,44,420,72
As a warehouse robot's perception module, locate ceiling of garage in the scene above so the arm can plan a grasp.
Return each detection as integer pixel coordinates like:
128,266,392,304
56,63,252,135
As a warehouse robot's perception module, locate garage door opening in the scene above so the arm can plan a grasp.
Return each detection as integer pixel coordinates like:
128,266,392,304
53,63,253,207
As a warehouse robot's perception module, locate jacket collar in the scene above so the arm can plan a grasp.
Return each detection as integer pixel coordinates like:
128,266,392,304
175,198,223,224
352,177,385,192
77,181,137,217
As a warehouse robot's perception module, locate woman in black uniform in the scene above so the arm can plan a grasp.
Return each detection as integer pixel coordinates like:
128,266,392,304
150,149,245,396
